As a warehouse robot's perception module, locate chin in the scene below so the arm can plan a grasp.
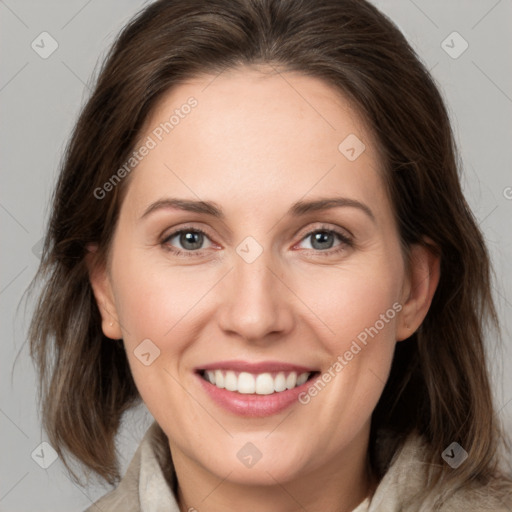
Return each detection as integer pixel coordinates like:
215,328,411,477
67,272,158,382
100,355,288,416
210,459,306,487
198,438,312,486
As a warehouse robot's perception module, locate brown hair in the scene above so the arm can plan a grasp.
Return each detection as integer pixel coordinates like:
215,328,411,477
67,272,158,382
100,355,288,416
27,0,511,505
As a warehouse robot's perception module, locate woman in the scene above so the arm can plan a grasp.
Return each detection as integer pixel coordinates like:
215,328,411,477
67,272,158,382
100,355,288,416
28,0,512,510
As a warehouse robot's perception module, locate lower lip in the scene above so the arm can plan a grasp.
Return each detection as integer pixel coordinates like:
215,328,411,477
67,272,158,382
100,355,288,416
196,372,318,417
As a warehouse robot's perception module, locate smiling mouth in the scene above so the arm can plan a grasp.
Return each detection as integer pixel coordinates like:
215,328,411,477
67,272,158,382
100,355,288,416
198,369,320,395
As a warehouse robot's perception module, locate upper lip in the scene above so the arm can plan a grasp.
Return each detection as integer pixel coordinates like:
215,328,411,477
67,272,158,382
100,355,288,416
196,360,318,374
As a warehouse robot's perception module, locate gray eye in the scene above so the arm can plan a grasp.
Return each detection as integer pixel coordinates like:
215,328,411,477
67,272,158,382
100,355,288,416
309,231,335,250
166,230,212,251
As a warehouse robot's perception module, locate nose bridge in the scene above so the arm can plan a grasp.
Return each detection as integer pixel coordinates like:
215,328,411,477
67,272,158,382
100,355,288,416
217,240,293,341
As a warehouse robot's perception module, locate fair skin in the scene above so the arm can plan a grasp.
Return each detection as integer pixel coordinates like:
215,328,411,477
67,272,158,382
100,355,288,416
88,66,439,512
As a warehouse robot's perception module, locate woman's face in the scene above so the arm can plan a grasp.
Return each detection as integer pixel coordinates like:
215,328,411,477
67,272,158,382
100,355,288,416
93,66,416,486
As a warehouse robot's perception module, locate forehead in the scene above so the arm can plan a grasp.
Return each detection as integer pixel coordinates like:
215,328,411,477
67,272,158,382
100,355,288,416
123,66,387,218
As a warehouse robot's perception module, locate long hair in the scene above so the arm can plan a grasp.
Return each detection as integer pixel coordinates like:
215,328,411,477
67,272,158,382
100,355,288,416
27,0,511,505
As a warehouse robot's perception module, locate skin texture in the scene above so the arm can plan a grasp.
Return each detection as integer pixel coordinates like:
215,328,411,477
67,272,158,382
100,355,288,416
88,66,439,512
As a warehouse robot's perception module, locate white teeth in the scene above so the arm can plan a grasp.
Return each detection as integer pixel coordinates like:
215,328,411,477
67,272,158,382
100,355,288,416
296,373,309,386
238,372,255,394
214,369,224,388
224,370,237,391
202,370,312,394
274,372,287,392
285,372,297,389
255,373,275,395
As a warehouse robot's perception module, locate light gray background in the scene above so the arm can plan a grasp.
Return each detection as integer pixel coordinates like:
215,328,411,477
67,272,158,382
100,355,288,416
1,1,511,510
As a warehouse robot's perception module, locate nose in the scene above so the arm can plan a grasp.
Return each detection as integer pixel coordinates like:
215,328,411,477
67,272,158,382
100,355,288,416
216,248,295,344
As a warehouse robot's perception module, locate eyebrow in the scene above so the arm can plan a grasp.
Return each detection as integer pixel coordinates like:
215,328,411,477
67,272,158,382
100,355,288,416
139,196,375,223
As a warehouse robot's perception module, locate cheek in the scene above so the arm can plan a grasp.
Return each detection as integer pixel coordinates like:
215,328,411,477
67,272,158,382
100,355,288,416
107,261,186,402
109,249,223,395
292,253,403,421
111,250,205,342
110,256,204,419
293,257,403,350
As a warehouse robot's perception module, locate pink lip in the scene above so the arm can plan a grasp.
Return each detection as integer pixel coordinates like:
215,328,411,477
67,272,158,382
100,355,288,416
194,360,320,418
197,360,317,374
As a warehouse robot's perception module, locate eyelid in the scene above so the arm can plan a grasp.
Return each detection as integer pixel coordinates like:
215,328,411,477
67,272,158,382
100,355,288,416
159,225,215,248
291,224,352,252
309,218,352,235
294,222,353,244
161,223,216,243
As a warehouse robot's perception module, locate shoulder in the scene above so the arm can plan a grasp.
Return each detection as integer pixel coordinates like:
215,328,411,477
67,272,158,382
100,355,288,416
82,439,143,512
83,421,178,512
369,430,512,512
442,483,512,512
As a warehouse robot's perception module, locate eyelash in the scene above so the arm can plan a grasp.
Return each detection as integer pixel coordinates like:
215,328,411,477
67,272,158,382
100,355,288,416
160,224,353,258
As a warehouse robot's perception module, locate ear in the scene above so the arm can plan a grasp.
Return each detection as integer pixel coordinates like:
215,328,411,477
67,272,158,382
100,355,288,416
85,244,123,340
396,240,440,341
